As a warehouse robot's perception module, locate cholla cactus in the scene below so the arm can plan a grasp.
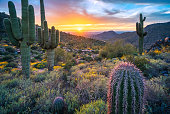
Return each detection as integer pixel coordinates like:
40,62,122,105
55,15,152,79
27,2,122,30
107,62,146,114
53,97,66,114
4,0,35,78
38,0,60,71
136,13,147,55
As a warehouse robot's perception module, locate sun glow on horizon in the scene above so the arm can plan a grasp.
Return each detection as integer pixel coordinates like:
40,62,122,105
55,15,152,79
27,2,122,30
77,27,83,31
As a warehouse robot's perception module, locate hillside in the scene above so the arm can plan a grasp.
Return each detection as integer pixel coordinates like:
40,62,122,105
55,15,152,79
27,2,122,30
0,12,9,38
60,31,106,49
108,22,170,49
91,31,118,40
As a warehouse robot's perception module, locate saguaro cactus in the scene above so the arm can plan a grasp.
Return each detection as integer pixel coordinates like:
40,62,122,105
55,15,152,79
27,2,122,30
4,0,35,78
38,0,60,71
107,62,146,114
136,13,147,55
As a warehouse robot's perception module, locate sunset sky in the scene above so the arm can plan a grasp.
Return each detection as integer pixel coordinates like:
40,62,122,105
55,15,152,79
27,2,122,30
0,0,170,32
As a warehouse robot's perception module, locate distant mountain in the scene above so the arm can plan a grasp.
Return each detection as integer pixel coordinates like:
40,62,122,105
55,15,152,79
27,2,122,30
91,31,118,40
108,22,170,49
60,31,106,49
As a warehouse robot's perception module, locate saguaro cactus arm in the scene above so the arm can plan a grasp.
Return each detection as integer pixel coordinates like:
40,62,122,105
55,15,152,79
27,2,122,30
8,1,22,40
40,0,46,29
28,5,35,44
3,18,20,47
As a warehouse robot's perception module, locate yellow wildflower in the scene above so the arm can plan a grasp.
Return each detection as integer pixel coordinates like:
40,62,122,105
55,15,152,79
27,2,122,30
0,61,8,65
53,66,62,70
62,64,66,67
154,49,161,55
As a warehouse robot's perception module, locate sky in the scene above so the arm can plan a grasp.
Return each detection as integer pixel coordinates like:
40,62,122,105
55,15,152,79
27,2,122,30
0,0,170,33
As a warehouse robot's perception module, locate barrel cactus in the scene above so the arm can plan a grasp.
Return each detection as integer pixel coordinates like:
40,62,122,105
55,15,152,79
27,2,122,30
4,0,35,78
53,97,66,114
38,0,60,71
107,62,146,114
136,13,147,55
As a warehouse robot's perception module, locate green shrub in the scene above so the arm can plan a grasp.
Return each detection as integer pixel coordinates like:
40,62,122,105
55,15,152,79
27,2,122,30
64,92,79,113
0,55,14,62
34,62,47,69
30,74,46,82
94,56,102,62
84,56,93,62
145,76,169,113
3,79,20,88
99,40,136,59
125,55,150,76
4,46,16,53
6,62,18,68
76,100,107,114
64,60,76,71
1,67,12,73
34,54,43,61
54,48,65,65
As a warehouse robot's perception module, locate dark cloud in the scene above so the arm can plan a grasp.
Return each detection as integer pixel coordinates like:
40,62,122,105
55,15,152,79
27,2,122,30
98,0,170,4
147,10,170,22
104,9,121,15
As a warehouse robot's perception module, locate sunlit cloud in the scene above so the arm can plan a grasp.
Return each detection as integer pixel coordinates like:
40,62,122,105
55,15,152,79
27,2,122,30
0,0,170,32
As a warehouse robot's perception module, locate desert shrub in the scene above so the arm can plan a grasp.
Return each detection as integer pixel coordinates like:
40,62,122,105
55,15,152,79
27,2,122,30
30,74,46,82
91,77,108,101
2,79,20,88
94,56,102,62
155,52,170,63
34,54,43,61
145,76,169,113
31,58,36,63
1,67,12,73
64,60,76,71
54,48,65,65
34,62,47,69
0,55,14,62
0,86,24,114
99,40,136,59
84,56,93,62
0,73,13,82
76,100,107,114
99,49,108,58
93,50,99,54
64,92,79,113
4,46,16,53
5,62,18,68
125,55,152,77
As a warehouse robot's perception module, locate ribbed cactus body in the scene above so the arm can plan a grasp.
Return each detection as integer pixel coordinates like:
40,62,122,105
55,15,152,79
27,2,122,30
4,0,35,78
38,0,60,71
136,13,147,55
53,97,65,114
107,62,145,114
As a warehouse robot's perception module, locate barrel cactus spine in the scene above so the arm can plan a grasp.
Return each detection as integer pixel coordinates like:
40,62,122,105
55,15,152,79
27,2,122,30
38,0,60,71
53,97,66,114
107,62,146,114
136,13,147,55
4,0,35,78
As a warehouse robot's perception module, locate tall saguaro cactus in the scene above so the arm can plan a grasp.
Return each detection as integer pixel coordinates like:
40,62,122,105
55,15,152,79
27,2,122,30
38,0,60,71
4,0,35,78
136,13,147,55
107,62,146,114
